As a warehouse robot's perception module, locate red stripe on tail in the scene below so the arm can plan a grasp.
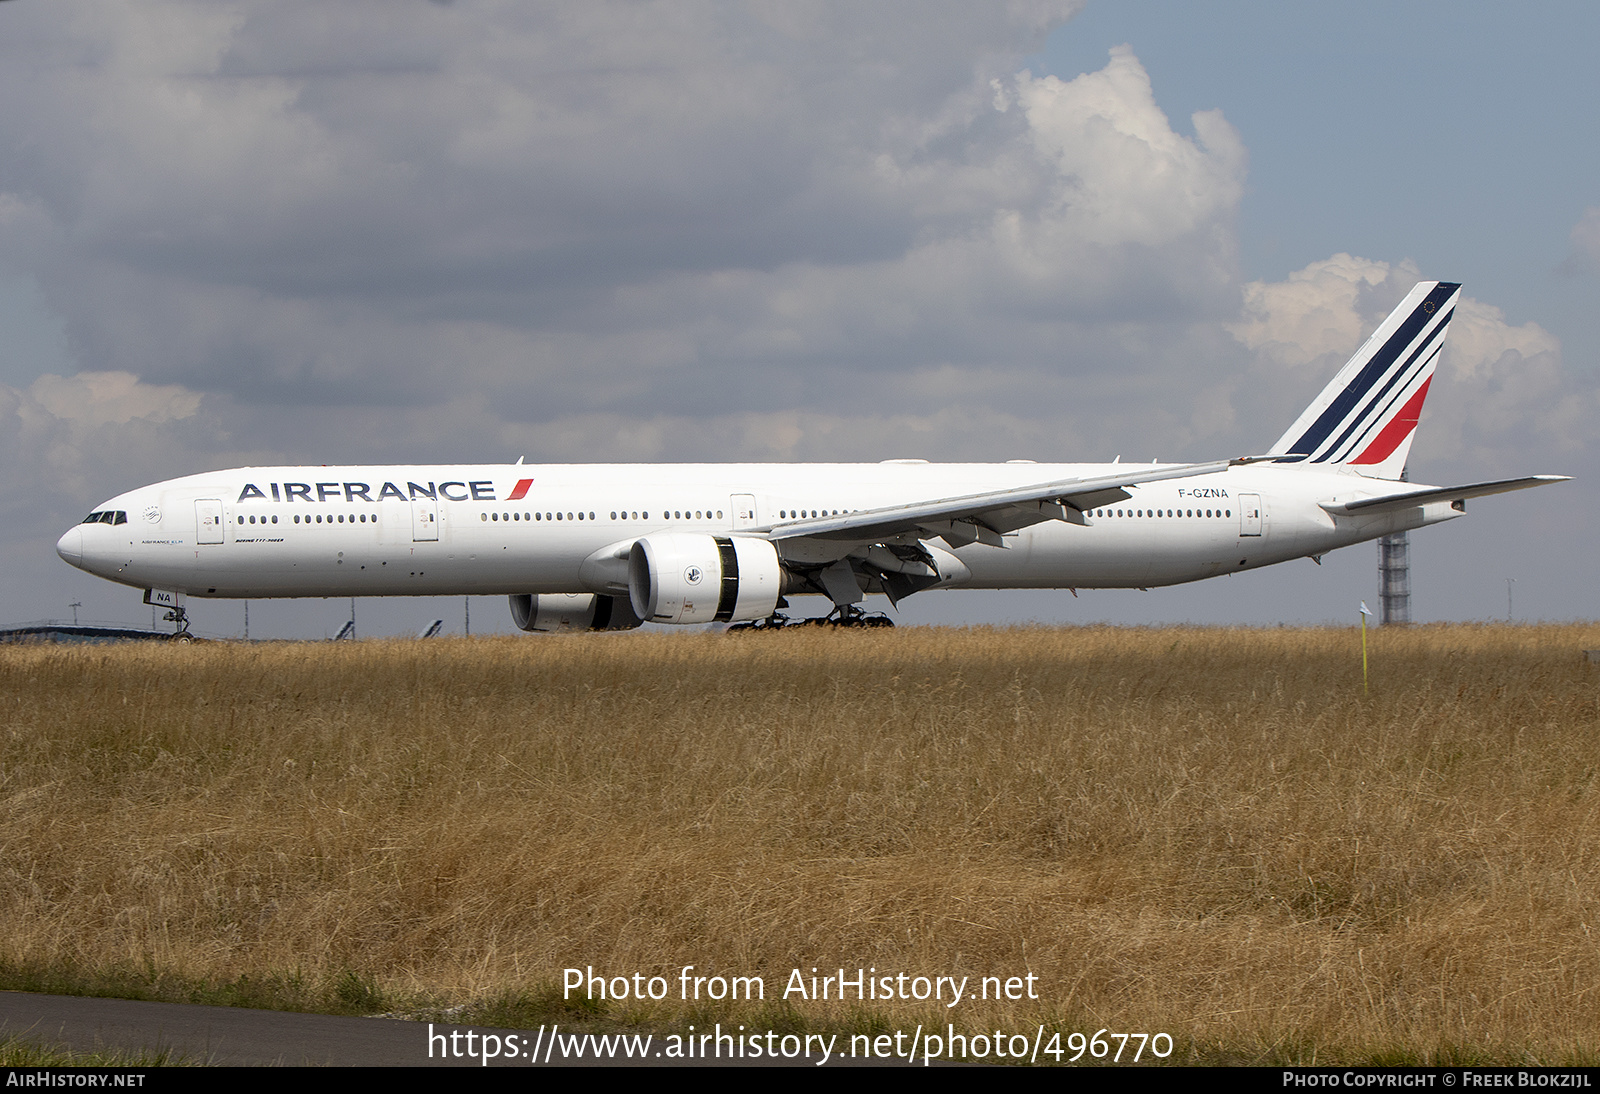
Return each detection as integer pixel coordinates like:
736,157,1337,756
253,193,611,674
1349,377,1431,465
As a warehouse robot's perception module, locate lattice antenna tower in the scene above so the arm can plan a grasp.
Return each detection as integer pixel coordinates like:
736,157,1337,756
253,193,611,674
1378,467,1411,625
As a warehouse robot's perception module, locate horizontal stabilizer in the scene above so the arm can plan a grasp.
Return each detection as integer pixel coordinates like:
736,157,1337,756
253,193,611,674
1320,475,1570,516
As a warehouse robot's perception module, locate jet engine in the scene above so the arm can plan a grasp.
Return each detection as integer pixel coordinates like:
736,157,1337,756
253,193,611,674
628,533,782,624
508,592,643,632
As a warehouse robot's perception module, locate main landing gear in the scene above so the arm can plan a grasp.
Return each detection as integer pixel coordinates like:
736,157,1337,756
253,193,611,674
725,604,894,631
810,604,894,628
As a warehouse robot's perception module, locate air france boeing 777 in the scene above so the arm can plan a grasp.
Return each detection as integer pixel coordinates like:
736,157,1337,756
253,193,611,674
57,282,1566,635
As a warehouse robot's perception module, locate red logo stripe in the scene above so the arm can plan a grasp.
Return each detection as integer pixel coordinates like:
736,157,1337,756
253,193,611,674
1350,377,1431,465
506,478,534,501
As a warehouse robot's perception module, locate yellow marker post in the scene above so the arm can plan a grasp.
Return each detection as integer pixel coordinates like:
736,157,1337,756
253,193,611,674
1359,601,1373,694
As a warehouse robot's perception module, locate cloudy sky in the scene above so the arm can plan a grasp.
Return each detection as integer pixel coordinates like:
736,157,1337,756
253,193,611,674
2,0,1594,638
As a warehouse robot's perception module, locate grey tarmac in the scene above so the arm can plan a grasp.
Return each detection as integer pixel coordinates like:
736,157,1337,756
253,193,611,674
0,991,878,1066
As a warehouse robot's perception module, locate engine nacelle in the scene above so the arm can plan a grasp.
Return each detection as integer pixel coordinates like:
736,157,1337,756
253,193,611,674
628,533,782,625
508,592,643,633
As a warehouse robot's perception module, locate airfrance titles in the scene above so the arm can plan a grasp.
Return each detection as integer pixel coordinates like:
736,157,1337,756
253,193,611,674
237,481,501,504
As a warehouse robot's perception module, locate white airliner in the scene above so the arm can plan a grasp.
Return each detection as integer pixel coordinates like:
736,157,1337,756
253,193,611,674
57,282,1565,635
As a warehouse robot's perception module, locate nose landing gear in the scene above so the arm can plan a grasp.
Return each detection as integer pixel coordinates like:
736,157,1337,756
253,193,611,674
164,605,193,643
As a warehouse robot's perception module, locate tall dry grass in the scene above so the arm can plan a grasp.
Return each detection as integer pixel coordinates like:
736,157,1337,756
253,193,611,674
2,624,1598,1062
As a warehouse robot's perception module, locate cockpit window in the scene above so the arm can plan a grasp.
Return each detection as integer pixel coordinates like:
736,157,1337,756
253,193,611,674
82,512,102,524
80,510,127,525
114,511,127,524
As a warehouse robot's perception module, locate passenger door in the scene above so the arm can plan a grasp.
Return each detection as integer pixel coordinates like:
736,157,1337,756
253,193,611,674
731,493,758,530
412,498,439,542
1238,493,1263,537
195,499,224,545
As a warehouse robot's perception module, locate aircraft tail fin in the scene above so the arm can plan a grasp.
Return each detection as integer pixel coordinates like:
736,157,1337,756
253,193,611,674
1269,280,1461,480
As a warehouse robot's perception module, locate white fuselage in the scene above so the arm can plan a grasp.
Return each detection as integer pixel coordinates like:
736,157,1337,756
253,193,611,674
56,461,1461,601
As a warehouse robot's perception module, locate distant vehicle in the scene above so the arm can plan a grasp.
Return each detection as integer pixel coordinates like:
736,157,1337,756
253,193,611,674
57,282,1565,634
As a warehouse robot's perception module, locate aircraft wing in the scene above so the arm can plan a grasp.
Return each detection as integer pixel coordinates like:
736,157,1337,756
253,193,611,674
754,459,1233,549
1320,475,1570,516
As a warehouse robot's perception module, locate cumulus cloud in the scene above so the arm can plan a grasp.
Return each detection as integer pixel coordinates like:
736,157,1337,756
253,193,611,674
1229,254,1397,370
0,2,1258,431
0,373,214,523
1017,46,1244,252
29,371,202,428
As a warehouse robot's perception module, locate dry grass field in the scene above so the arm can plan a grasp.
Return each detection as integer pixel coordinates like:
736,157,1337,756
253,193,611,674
2,624,1598,1064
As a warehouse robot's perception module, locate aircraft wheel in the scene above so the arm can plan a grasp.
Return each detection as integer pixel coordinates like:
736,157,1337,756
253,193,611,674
171,633,194,645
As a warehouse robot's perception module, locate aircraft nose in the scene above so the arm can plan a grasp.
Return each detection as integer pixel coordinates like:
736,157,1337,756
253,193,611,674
56,527,83,567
